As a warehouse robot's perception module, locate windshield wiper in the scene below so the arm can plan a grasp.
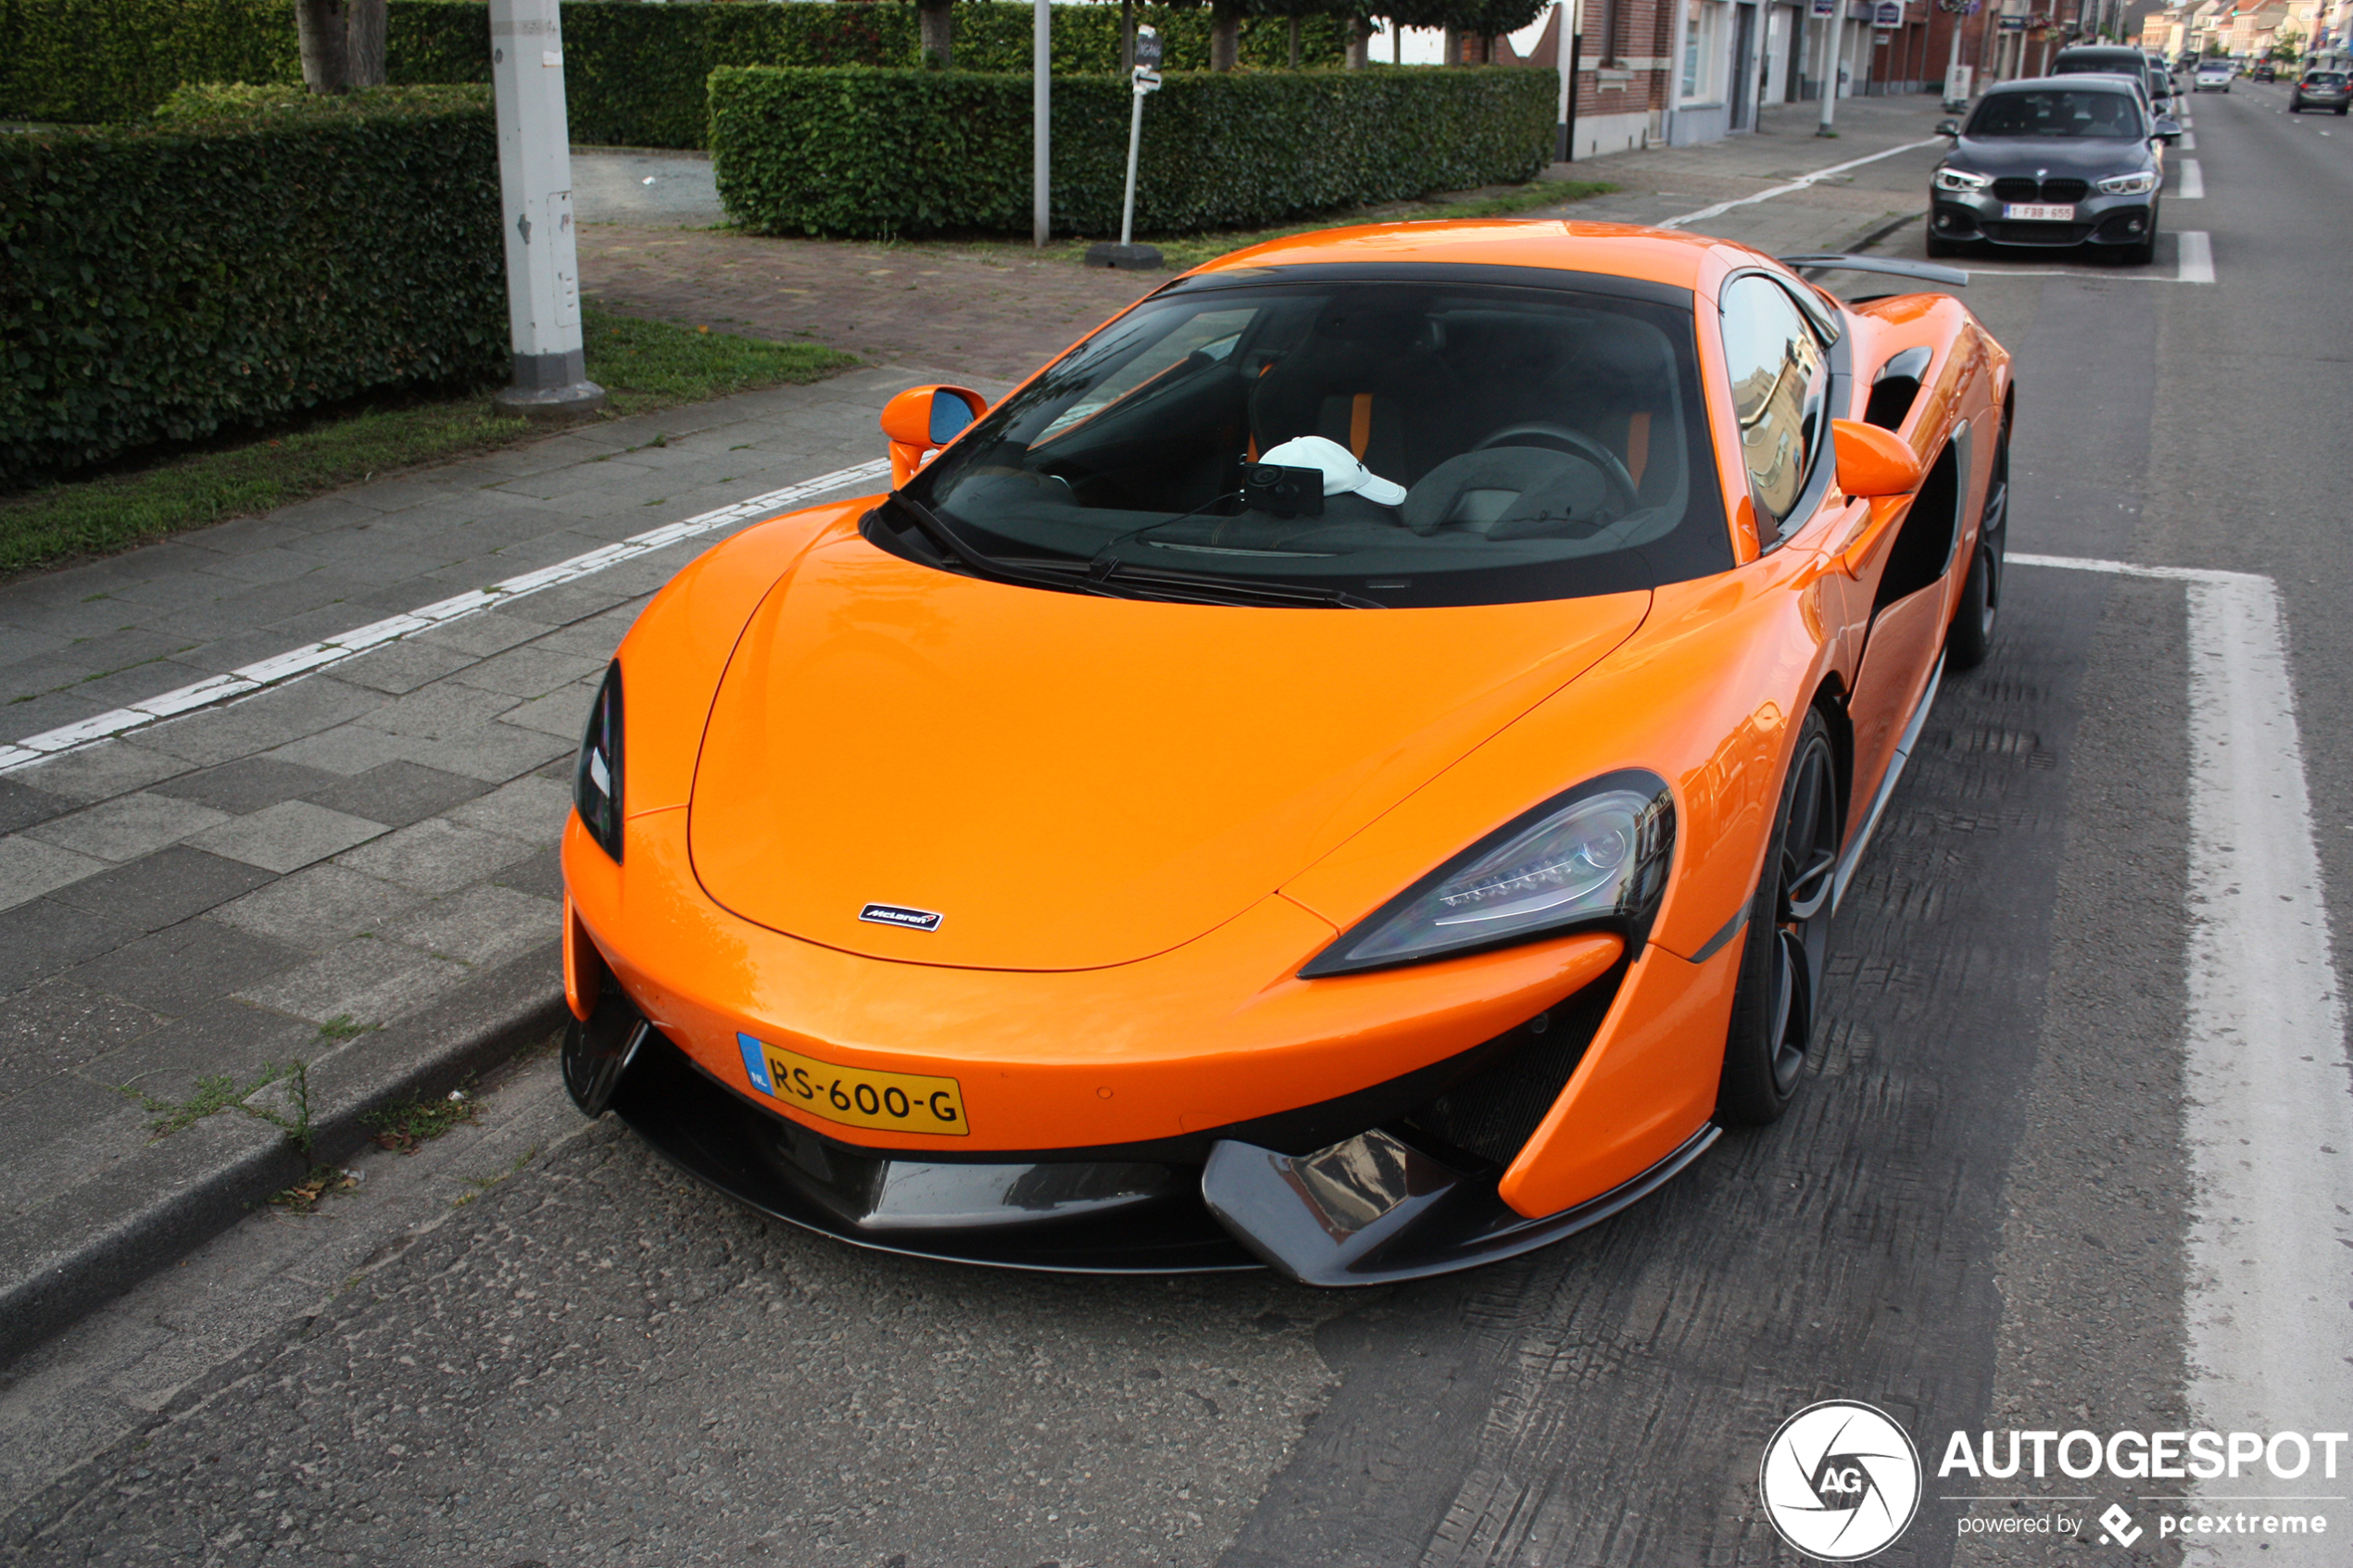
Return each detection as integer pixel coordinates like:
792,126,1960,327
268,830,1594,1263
877,493,1118,597
1023,556,1384,609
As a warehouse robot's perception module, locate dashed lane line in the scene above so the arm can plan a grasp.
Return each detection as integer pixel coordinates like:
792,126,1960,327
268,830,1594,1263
0,458,894,774
2180,157,2207,198
2014,554,2352,1560
1658,138,1943,231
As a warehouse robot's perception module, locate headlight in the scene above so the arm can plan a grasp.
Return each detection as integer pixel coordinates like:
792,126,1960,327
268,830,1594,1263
1299,772,1674,977
2095,170,2159,194
1933,167,1992,193
574,659,624,863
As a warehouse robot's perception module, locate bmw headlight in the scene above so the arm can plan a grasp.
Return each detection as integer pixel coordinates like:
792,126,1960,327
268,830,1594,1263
573,660,624,863
2095,170,2159,195
1932,167,1992,193
1299,772,1674,977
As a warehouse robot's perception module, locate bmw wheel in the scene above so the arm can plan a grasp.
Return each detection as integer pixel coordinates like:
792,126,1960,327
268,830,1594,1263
1946,426,2008,669
1718,709,1842,1126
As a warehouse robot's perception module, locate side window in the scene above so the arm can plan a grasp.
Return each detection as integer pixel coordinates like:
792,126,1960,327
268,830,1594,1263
1718,274,1829,539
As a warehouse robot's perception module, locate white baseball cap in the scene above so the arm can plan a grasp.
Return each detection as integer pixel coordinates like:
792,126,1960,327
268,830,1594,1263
1259,435,1408,508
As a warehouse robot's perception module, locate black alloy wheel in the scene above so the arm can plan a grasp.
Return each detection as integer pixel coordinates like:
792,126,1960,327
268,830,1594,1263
1718,709,1843,1125
1946,425,2008,670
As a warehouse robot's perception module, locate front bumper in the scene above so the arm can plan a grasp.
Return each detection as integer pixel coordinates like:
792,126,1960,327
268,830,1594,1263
595,1004,1721,1286
1930,191,2158,250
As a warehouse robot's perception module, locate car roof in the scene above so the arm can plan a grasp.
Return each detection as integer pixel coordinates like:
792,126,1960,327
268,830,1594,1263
1984,72,2141,96
1191,220,1743,296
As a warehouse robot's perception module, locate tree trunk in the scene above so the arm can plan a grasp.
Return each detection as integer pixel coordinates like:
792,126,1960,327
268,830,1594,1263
1288,16,1301,68
1346,14,1370,69
918,0,953,68
1393,20,1403,64
1211,1,1241,70
296,0,353,94
1441,25,1461,64
346,0,386,89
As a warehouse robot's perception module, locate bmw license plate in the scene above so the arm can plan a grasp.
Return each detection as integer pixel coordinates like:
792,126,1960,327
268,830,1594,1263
736,1033,970,1136
2002,202,2077,221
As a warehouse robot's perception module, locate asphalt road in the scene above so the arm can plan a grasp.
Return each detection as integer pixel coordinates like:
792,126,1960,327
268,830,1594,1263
6,92,2351,1567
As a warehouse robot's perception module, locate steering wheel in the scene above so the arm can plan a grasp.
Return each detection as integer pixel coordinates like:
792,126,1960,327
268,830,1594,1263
1472,421,1641,511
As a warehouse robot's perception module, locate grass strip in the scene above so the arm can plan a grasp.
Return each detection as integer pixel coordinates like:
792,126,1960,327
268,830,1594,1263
0,305,858,577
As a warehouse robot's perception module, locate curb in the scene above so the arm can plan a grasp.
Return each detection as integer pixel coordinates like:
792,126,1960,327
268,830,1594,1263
0,946,570,1366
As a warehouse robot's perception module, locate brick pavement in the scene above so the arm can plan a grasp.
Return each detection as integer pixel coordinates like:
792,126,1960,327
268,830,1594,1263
0,100,1954,1350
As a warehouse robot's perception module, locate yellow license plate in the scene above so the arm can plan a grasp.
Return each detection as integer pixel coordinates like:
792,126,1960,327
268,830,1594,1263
736,1034,969,1137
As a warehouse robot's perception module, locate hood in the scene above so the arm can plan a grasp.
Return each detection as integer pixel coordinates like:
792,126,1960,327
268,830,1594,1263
687,530,1650,971
1951,136,2156,177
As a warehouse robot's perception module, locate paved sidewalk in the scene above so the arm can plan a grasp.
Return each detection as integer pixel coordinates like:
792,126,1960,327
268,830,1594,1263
573,96,1947,381
0,106,1952,1359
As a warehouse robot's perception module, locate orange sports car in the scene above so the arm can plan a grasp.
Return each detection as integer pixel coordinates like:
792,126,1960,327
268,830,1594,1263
559,222,2012,1286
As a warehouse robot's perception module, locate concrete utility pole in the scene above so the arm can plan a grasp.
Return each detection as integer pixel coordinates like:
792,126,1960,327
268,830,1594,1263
488,0,603,419
1818,0,1843,131
1034,0,1051,247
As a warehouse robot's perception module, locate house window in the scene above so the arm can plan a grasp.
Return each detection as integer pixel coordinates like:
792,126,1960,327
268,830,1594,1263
1682,3,1725,102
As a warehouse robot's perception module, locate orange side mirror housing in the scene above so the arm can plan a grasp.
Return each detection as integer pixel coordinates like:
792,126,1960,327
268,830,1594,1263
1830,418,1926,499
881,384,988,487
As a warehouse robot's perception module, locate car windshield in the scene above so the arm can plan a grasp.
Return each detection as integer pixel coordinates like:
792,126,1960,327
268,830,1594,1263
896,275,1733,608
2307,71,2347,84
1967,88,2145,138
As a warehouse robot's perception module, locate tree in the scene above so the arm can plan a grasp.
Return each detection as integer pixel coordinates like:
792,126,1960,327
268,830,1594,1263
916,0,956,69
1384,0,1544,64
296,0,386,94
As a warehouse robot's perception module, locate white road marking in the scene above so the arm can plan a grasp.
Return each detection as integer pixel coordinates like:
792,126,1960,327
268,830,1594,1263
2178,229,2216,283
0,458,894,774
1658,139,1942,230
2014,553,2353,1564
2180,157,2206,197
2182,131,2198,149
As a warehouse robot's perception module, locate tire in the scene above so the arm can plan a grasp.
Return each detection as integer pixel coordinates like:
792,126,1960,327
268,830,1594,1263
1717,709,1843,1126
2336,105,2347,115
1945,426,2008,670
1925,230,1960,257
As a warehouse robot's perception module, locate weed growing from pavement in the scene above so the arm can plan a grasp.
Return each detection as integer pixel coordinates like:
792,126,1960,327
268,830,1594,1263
317,1014,375,1044
364,1085,483,1154
116,1060,309,1148
270,1164,362,1214
0,305,858,576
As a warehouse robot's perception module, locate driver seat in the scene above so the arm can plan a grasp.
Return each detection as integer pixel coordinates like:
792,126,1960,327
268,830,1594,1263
1249,312,1466,486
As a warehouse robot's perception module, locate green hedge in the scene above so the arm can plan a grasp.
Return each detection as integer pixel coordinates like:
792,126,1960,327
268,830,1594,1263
711,66,1557,239
0,0,1348,147
0,85,505,487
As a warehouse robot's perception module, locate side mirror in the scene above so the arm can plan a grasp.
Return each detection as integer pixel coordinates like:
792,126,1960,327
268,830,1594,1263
1831,419,1925,499
880,384,988,487
1935,118,1961,136
2154,116,2183,141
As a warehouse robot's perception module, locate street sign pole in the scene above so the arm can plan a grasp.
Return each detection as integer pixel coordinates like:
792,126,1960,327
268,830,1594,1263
1033,0,1051,247
488,0,603,419
1088,31,1163,270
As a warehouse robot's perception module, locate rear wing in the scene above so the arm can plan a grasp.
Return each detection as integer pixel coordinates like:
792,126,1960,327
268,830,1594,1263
1780,254,1969,288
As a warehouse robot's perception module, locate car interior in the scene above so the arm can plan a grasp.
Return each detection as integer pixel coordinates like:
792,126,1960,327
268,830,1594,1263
912,281,1730,598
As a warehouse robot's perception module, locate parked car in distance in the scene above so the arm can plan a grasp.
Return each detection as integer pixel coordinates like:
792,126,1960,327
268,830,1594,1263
2252,62,2276,82
2054,43,2167,107
2290,68,2350,112
2195,60,2233,91
1931,77,2171,265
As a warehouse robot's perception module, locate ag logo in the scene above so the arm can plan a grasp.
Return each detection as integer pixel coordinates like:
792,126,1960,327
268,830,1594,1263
1758,1399,1922,1561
